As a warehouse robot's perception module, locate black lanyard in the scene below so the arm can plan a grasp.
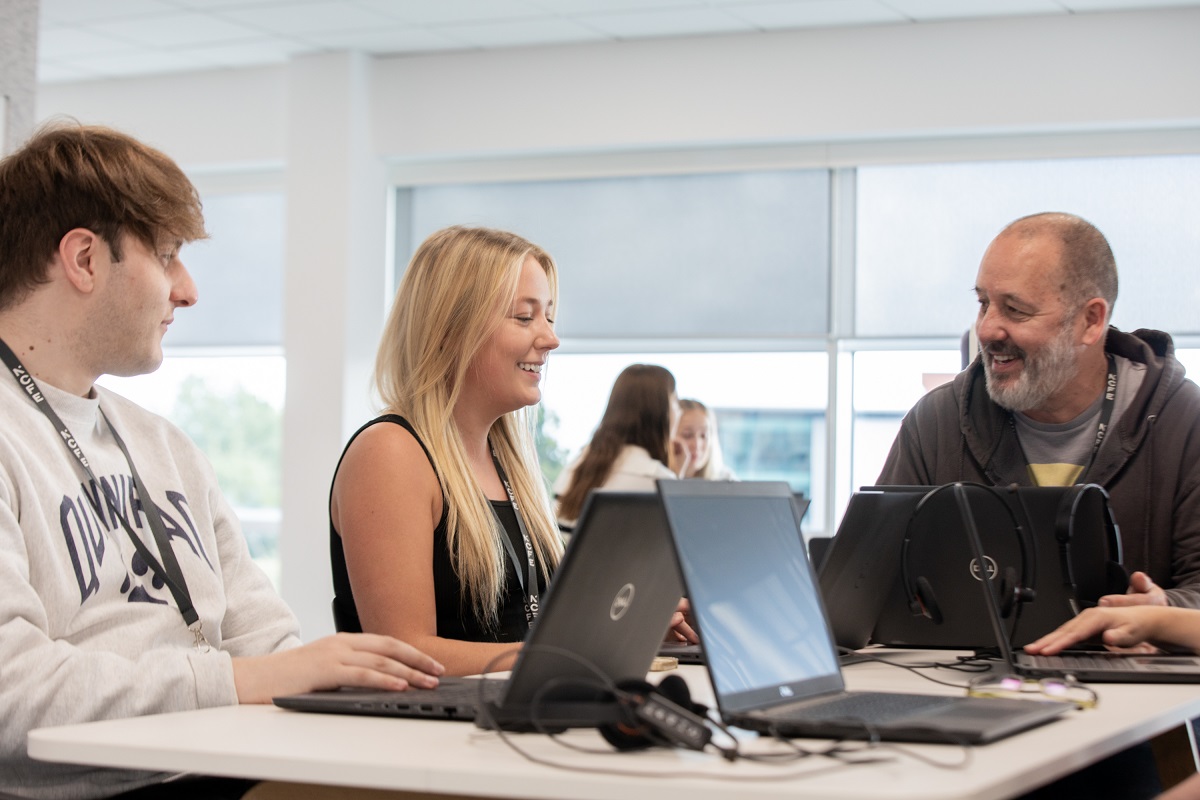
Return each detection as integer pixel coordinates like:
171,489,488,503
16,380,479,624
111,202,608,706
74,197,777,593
489,446,540,625
1090,354,1118,469
0,337,209,651
1014,353,1117,482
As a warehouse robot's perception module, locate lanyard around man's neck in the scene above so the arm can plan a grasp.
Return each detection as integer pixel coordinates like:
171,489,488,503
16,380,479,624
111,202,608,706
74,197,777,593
0,337,210,651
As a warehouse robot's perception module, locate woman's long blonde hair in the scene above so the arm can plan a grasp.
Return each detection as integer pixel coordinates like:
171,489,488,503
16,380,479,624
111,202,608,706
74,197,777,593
679,398,729,479
375,226,564,626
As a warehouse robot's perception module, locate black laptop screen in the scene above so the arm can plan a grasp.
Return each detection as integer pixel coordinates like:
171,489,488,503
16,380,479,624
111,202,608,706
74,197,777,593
659,482,843,709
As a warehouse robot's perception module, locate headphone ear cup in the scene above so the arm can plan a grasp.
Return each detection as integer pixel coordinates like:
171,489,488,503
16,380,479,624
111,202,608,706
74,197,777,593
1106,561,1131,596
654,673,709,719
915,576,944,625
998,565,1018,618
598,679,656,752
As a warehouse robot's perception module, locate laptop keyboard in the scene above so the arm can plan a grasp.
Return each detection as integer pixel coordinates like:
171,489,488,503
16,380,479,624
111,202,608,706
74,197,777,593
774,691,958,722
1031,653,1132,670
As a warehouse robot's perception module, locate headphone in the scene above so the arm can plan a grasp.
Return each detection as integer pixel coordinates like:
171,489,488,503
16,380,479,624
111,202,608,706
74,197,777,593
900,483,1036,627
1052,483,1128,611
598,674,713,752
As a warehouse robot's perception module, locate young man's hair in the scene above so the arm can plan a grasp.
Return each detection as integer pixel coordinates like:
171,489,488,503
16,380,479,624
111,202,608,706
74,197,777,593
374,225,563,626
555,364,677,523
0,120,207,310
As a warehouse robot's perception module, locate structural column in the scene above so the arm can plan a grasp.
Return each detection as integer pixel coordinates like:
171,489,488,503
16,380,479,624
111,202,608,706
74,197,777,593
280,51,389,637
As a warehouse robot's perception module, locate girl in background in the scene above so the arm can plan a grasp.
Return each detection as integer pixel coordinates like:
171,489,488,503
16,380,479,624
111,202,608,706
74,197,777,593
554,364,687,528
676,398,736,481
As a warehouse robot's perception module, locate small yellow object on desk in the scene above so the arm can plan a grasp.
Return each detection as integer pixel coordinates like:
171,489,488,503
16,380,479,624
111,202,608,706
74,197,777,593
650,656,678,671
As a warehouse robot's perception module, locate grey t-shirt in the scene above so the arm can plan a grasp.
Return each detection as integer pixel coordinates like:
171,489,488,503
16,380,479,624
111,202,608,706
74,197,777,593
1014,355,1145,486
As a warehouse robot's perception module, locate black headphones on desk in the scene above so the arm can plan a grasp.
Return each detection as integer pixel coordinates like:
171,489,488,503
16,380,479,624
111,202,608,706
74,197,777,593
598,674,712,752
900,483,1036,626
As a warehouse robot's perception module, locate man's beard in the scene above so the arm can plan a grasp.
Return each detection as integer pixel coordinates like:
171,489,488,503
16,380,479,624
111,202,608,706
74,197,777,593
983,323,1079,414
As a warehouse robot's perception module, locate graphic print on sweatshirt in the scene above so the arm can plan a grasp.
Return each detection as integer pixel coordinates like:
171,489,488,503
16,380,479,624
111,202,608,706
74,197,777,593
60,471,215,607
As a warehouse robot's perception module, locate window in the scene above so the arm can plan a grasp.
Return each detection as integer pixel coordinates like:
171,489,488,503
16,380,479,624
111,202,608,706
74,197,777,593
392,153,1200,537
856,155,1200,338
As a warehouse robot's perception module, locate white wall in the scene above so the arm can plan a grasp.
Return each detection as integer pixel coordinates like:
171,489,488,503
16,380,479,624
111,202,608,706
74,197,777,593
34,6,1200,639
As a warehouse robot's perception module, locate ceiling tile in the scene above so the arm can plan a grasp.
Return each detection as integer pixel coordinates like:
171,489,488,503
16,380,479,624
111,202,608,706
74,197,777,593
297,26,466,53
724,0,907,28
177,38,311,68
39,0,178,25
353,0,547,26
435,17,611,48
882,0,1063,21
525,0,705,13
1059,0,1200,8
580,7,758,37
87,12,267,47
218,2,395,35
38,27,145,58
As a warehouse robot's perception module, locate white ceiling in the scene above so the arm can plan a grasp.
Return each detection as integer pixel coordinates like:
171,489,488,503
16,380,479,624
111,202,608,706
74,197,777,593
37,0,1200,84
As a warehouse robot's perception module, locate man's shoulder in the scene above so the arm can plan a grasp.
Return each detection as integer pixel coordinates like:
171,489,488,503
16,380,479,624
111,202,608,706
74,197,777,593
93,385,202,451
904,368,973,425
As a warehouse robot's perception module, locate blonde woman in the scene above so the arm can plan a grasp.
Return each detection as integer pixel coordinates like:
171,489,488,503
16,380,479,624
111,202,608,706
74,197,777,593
329,226,564,676
676,398,736,480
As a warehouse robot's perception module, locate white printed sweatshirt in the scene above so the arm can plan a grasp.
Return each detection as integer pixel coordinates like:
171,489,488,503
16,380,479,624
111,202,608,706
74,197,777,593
0,374,301,799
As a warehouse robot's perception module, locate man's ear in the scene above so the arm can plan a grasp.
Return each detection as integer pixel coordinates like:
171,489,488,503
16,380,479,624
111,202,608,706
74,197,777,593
57,228,103,294
1080,297,1110,346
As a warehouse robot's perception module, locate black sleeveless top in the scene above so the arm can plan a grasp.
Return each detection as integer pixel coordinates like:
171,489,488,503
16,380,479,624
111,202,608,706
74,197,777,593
329,414,548,643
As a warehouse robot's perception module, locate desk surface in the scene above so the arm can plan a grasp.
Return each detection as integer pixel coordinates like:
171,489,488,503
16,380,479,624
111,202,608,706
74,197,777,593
29,655,1200,800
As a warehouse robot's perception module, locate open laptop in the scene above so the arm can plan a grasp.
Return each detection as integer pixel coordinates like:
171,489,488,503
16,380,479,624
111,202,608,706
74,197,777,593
657,479,1069,744
274,491,684,728
860,484,1125,649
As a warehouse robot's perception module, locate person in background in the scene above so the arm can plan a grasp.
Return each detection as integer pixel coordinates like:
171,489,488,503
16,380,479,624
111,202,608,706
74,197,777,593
0,121,442,800
329,226,566,677
553,364,687,528
676,398,736,480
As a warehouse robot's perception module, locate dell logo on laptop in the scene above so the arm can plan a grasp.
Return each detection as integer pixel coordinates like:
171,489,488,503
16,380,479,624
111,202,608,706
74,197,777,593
610,584,636,620
969,555,998,582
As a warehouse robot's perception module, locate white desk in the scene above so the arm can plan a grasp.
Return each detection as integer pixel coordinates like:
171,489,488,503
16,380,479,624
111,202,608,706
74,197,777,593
28,657,1200,800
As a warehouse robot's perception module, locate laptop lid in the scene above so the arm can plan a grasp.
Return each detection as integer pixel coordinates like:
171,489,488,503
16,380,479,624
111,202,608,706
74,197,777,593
497,490,684,718
656,480,846,716
865,484,1127,649
818,490,927,650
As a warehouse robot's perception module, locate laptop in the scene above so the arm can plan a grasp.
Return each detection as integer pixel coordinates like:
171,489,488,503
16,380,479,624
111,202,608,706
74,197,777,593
274,491,684,728
656,479,1069,744
863,484,1125,649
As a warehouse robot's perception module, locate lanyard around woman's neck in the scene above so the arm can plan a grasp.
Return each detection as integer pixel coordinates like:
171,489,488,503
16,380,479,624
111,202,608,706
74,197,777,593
489,445,540,625
0,337,210,651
